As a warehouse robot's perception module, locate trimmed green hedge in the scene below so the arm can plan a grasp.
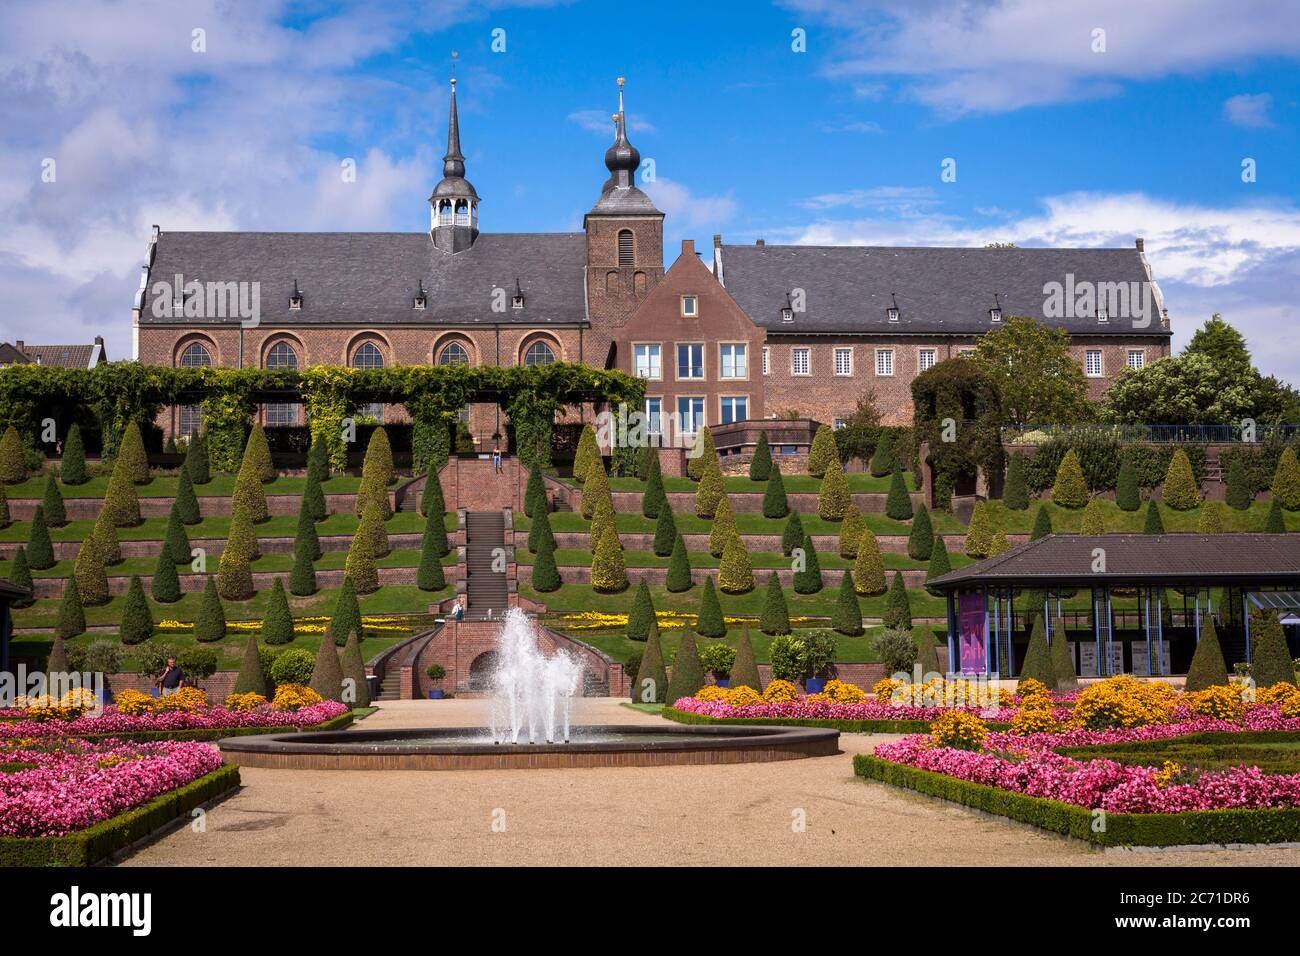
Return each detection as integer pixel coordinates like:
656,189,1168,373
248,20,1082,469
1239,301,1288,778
853,752,1300,847
0,764,240,866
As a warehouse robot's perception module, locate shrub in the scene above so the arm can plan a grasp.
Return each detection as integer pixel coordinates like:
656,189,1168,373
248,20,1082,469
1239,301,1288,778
303,453,327,523
293,499,321,563
874,628,916,677
695,467,724,519
687,427,719,482
103,462,141,527
184,431,210,484
709,495,737,558
591,526,627,593
882,571,912,630
72,537,107,606
819,458,850,519
768,635,807,682
1184,614,1230,691
641,456,666,519
908,503,933,560
8,547,33,608
417,525,448,592
838,504,865,558
150,547,181,603
759,572,790,635
1162,449,1201,510
55,577,86,639
531,530,561,592
270,647,315,686
1197,501,1224,534
665,534,692,592
194,577,226,642
698,642,736,680
572,424,599,483
169,468,199,527
581,457,612,519
731,626,763,690
832,570,863,636
61,424,86,485
1265,498,1286,533
1030,503,1053,541
869,430,896,477
1080,498,1105,535
803,629,837,678
117,421,150,484
852,526,887,595
1115,456,1141,512
1272,447,1300,510
750,431,772,481
261,578,294,645
357,498,389,558
627,580,655,642
216,535,254,601
25,505,54,569
1144,500,1165,534
1051,449,1089,508
781,510,804,557
354,471,391,521
243,423,275,483
339,630,370,708
1050,621,1077,692
634,445,654,480
807,425,837,477
528,502,555,556
793,533,822,594
91,508,120,565
988,529,1011,556
964,501,995,558
422,466,446,519
232,454,268,524
1017,615,1054,687
589,497,616,552
696,577,726,637
1003,453,1029,510
652,502,676,557
763,462,789,518
232,635,269,698
634,624,668,703
1225,456,1252,510
926,534,952,590
344,543,379,595
361,426,394,488
1250,610,1295,688
163,505,191,565
885,470,912,520
289,535,318,596
309,634,345,703
914,624,940,675
718,535,754,594
177,646,218,682
0,427,25,483
41,473,66,527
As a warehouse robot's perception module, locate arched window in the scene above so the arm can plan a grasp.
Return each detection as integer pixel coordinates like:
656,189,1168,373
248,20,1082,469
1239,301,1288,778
617,229,634,267
524,340,556,366
439,201,453,225
179,342,212,367
455,200,470,225
438,342,470,366
605,271,619,295
266,341,298,368
352,342,385,369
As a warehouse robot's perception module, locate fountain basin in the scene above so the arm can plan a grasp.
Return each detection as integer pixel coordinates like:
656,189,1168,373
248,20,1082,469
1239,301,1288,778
216,724,840,771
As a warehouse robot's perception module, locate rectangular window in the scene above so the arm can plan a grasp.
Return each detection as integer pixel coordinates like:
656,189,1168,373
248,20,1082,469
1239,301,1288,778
719,343,747,379
834,347,853,376
875,349,894,377
1086,350,1103,377
677,397,704,434
791,348,810,376
1127,349,1145,370
720,396,748,424
833,418,847,431
179,405,203,437
676,343,704,379
644,397,662,436
681,295,698,317
761,347,770,376
265,403,298,427
633,343,661,379
958,347,976,358
919,348,936,372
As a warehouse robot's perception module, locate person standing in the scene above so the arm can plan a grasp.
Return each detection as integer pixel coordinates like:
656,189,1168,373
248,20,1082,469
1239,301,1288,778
155,657,183,696
491,443,502,474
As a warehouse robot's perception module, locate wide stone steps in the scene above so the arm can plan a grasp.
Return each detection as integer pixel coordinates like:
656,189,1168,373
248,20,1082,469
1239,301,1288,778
465,511,508,621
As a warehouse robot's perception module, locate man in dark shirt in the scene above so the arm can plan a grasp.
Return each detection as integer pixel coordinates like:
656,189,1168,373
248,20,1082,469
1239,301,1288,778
156,657,183,696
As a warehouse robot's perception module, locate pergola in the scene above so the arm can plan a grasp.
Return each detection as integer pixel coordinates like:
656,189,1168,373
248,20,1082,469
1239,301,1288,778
927,534,1300,678
0,577,30,676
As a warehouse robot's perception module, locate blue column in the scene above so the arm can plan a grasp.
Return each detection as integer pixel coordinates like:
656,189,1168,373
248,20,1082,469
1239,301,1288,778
946,592,956,672
983,588,991,678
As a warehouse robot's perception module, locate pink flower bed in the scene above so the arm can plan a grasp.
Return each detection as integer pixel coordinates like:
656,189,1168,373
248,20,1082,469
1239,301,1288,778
0,739,223,837
671,696,1014,722
873,708,1300,814
0,700,348,739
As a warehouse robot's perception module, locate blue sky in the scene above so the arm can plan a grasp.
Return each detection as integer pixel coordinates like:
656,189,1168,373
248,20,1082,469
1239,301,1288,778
2,0,1299,383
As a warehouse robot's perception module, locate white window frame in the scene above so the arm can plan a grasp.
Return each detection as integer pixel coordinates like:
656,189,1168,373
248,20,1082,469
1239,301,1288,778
633,342,662,380
875,349,895,377
677,396,705,434
1126,349,1145,370
644,396,662,436
761,346,770,376
918,348,936,372
680,295,698,318
1086,349,1104,377
720,395,749,425
676,342,705,380
791,347,810,376
719,343,747,380
833,347,853,376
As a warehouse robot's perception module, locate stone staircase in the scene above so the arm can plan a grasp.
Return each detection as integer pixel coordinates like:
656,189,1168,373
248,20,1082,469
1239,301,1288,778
375,670,403,701
465,512,509,621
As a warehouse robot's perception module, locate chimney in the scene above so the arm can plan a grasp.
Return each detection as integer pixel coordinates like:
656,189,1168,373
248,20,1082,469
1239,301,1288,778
713,234,722,250
681,238,695,256
755,239,765,246
94,335,104,345
1135,237,1145,252
14,340,23,352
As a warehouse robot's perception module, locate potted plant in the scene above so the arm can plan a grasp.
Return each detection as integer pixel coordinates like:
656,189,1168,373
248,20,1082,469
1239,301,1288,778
698,643,737,688
426,663,447,699
801,629,837,694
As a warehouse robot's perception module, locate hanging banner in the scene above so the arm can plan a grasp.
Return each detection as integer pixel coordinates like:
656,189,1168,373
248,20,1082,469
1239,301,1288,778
958,591,988,673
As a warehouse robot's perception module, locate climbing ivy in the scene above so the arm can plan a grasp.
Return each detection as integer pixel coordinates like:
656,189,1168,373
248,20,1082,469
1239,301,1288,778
911,359,1003,512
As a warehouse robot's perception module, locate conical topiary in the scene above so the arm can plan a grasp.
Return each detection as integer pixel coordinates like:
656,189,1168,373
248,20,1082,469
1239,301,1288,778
965,501,995,557
807,424,837,477
26,504,54,569
885,470,913,520
696,577,726,637
1003,453,1029,510
357,498,389,558
289,535,318,596
665,630,707,705
330,576,362,646
763,462,789,518
1050,617,1077,692
340,628,370,707
881,571,912,630
233,634,269,697
421,465,446,520
718,535,754,594
8,546,33,608
1162,449,1200,510
926,534,952,592
164,504,191,564
61,424,86,485
591,525,627,593
1029,503,1053,541
232,453,268,524
91,507,120,565
344,537,379,594
523,465,546,520
417,525,448,592
72,537,107,606
301,456,327,527
627,579,656,642
55,577,85,638
194,576,226,642
908,503,933,560
635,623,668,703
529,503,555,555
216,533,255,601
1080,498,1105,535
0,427,26,484
989,529,1011,555
184,430,210,485
1265,498,1286,533
652,502,676,557
781,510,804,557
104,461,141,526
687,426,719,482
41,473,66,527
1116,456,1141,511
870,431,897,477
581,457,612,519
634,445,654,480
294,497,321,562
117,421,150,484
0,485,8,527
709,495,737,558
1017,614,1054,688
750,430,772,481
665,534,692,592
151,547,181,603
759,571,790,635
1249,609,1295,688
589,497,616,553
1197,501,1224,534
1051,449,1089,509
793,532,822,594
839,504,865,558
245,422,276,483
1184,614,1230,691
573,423,599,484
915,624,940,676
731,626,763,691
852,526,887,596
46,632,69,678
695,467,724,519
531,529,561,592
642,456,666,520
1143,499,1165,534
1271,447,1300,510
831,570,863,636
361,426,394,488
309,631,345,702
1224,456,1252,511
175,466,201,525
260,577,294,645
819,458,850,520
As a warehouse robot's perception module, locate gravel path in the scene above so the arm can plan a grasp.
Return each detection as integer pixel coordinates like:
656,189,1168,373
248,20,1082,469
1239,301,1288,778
122,700,1300,867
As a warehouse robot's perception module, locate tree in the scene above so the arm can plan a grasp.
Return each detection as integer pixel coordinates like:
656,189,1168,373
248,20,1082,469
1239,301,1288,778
330,576,362,646
665,631,707,704
718,535,754,594
1051,449,1089,509
573,423,599,483
831,570,863,636
1030,503,1053,541
151,547,181,603
1116,456,1141,511
72,537,107,606
1184,614,1229,691
228,507,260,562
759,572,790,635
302,454,327,522
634,623,668,703
781,510,804,557
256,577,294,645
835,389,883,469
361,426,394,488
175,466,201,525
819,458,850,520
908,504,934,560
1265,498,1286,533
839,504,865,558
1197,501,1224,534
356,498,390,558
1225,457,1252,510
344,537,379,594
687,426,719,482
424,497,450,561
1162,448,1201,510
807,424,837,477
1249,609,1295,688
1017,615,1055,688
926,535,952,590
417,525,448,592
8,547,33,608
289,535,318,596
1081,498,1106,535
61,424,86,484
41,473,66,527
294,498,321,563
749,430,772,481
652,501,676,557
55,577,85,639
531,530,561,592
117,421,150,484
233,634,269,697
852,526,887,595
1271,447,1300,510
184,431,210,484
1143,500,1165,534
25,505,54,569
0,428,25,484
119,575,154,644
641,455,666,519
696,577,726,637
975,316,1091,426
634,445,654,480
340,628,370,708
245,423,276,483
309,632,345,702
217,534,255,600
665,534,692,592
1050,619,1077,692
989,529,1011,555
195,576,226,642
103,461,141,526
91,507,120,565
762,462,789,518
591,526,627,593
731,626,763,691
422,465,446,520
965,501,995,557
709,495,738,557
627,579,655,642
695,467,724,519
589,497,616,552
793,533,822,594
232,452,268,524
581,457,612,519
869,430,896,477
885,470,912,520
162,504,190,565
1003,453,1029,510
882,571,912,630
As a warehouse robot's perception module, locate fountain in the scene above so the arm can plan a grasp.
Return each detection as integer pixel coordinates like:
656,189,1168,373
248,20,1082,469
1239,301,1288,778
489,608,583,745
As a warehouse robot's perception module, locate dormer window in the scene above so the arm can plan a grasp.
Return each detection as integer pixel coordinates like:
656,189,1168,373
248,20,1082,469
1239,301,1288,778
990,308,1002,323
681,295,698,318
414,280,427,311
512,278,525,310
781,307,793,323
1097,309,1109,324
887,307,899,323
289,279,303,311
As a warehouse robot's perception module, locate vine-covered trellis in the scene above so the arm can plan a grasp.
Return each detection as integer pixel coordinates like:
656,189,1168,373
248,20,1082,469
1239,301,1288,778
0,362,644,474
911,358,1004,511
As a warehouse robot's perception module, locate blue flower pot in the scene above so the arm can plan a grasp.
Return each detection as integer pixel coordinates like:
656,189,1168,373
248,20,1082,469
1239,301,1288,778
714,679,730,688
804,677,827,694
428,689,445,700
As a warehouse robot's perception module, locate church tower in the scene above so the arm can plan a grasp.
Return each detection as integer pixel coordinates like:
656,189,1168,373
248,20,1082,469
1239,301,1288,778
429,77,480,254
585,78,664,363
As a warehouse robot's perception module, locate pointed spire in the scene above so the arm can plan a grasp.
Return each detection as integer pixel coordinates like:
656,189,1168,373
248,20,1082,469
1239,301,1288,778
429,58,480,251
443,76,465,179
589,76,660,217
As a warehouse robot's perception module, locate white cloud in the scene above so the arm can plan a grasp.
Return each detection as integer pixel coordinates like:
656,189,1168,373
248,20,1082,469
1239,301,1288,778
820,120,883,134
642,178,737,229
567,109,656,135
1223,93,1275,128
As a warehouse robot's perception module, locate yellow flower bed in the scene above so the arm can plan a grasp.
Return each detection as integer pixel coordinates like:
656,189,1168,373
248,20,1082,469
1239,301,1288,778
1071,675,1176,730
272,683,323,712
1153,760,1183,788
1015,678,1052,702
693,686,730,703
1009,707,1062,736
873,677,904,704
761,679,800,703
113,689,156,716
154,687,208,712
1185,684,1246,722
821,679,867,704
1256,683,1300,708
156,614,410,635
724,685,762,708
20,688,99,721
549,611,824,631
930,710,988,750
224,692,269,712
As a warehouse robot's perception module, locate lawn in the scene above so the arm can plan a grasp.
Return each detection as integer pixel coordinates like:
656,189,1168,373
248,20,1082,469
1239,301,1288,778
575,624,909,667
516,509,965,537
517,545,972,572
600,472,918,495
0,510,449,543
3,472,365,499
986,498,1299,534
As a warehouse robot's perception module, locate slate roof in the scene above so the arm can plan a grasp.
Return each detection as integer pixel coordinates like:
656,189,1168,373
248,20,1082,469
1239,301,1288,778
718,244,1169,337
928,534,1300,591
140,231,589,327
13,342,104,367
0,343,30,365
0,577,30,600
